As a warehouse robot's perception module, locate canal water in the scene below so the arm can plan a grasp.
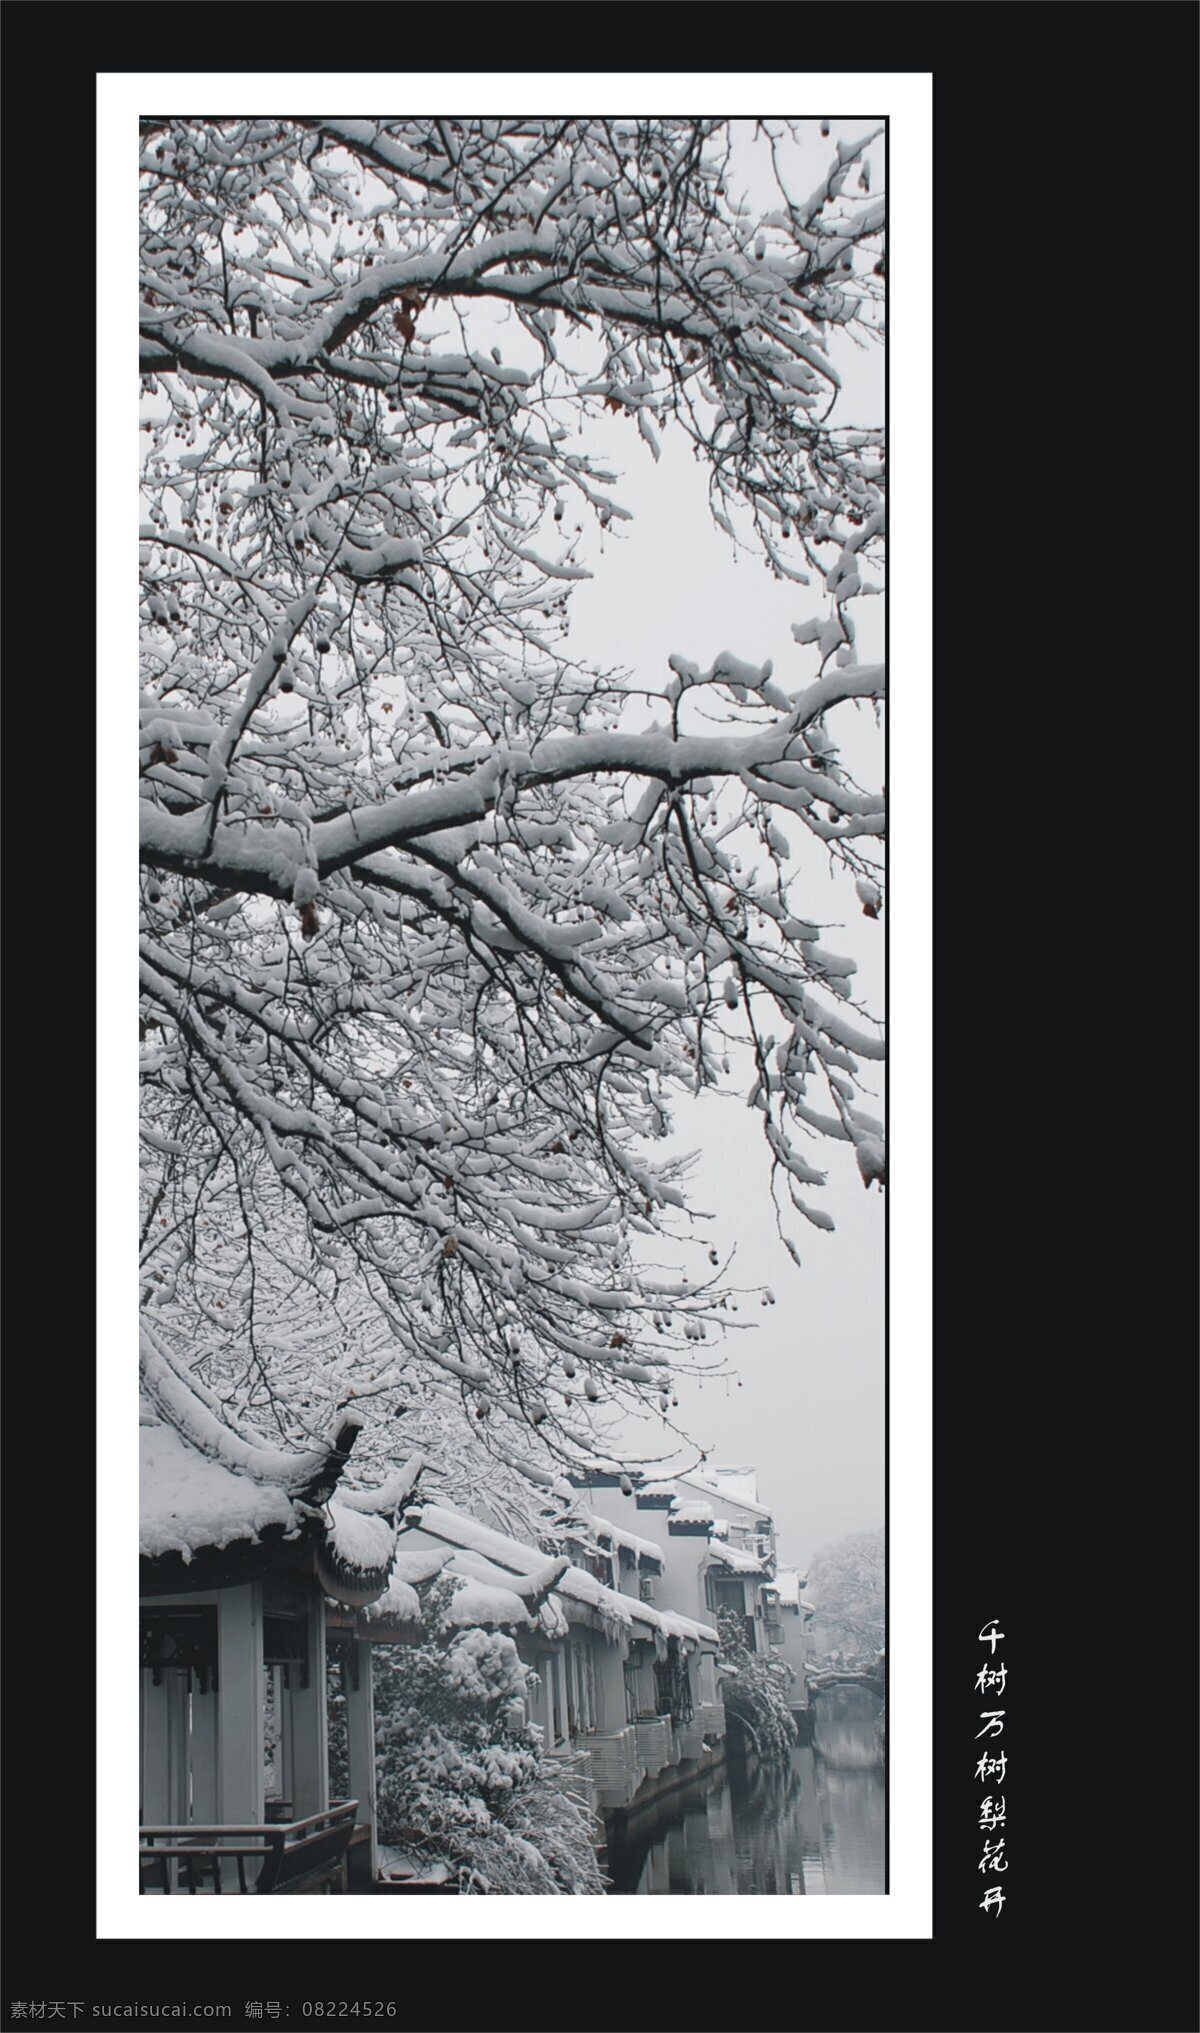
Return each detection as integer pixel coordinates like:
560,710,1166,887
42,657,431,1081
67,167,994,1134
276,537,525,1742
605,1687,885,1896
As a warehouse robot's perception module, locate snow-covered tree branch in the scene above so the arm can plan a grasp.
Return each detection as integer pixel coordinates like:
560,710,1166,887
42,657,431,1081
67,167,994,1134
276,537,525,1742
139,117,885,1473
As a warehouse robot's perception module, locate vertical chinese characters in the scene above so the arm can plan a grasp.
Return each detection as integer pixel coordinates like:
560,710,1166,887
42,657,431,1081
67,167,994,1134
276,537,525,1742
977,1618,1007,1914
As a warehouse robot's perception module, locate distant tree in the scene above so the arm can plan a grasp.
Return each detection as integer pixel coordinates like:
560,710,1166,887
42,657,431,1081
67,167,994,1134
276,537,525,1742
139,117,886,1468
807,1528,884,1666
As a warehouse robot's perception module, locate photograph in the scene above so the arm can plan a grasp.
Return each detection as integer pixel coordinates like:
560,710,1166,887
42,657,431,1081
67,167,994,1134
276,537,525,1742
133,104,889,1912
4,32,1185,2033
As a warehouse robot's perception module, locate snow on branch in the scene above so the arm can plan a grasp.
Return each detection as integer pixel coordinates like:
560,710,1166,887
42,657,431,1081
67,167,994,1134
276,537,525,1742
139,116,885,1479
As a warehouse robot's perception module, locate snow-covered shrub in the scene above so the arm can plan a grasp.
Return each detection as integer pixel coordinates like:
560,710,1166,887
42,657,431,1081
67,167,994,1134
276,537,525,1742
373,1579,605,1894
717,1608,797,1765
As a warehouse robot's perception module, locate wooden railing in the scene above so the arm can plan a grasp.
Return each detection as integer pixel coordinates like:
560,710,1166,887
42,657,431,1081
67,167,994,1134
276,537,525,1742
140,1800,358,1895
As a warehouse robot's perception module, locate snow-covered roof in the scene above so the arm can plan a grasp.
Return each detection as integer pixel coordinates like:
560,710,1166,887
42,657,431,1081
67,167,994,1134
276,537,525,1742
410,1502,557,1578
678,1468,773,1520
388,1546,456,1589
360,1571,423,1625
671,1500,715,1526
140,1416,303,1563
335,1454,425,1516
406,1503,716,1648
140,1399,402,1604
442,1549,569,1637
707,1539,767,1576
141,1325,342,1501
361,1545,568,1637
658,1609,719,1646
701,1466,762,1505
408,1503,633,1640
443,1578,535,1629
772,1566,808,1607
139,1324,408,1606
572,1510,665,1569
324,1502,396,1577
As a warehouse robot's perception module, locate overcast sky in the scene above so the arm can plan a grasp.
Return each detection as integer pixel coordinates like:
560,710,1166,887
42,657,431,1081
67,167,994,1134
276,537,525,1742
134,112,885,1574
564,118,885,1571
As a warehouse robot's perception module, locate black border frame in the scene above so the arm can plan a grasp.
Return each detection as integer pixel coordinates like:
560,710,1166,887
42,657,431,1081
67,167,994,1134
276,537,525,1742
3,17,1197,2032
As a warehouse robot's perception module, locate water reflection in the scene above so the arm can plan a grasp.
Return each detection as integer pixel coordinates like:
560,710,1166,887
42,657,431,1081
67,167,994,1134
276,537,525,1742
606,1689,884,1896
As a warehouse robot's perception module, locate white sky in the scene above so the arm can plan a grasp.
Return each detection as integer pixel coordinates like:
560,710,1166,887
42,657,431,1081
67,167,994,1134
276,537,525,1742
569,423,885,1570
556,117,886,1570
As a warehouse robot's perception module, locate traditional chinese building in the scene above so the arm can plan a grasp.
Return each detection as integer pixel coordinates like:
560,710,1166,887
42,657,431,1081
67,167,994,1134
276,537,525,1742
139,1325,416,1891
390,1497,722,1817
768,1565,814,1710
567,1464,779,1657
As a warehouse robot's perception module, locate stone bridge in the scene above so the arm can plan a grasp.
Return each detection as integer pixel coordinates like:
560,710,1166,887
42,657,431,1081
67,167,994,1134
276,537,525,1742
805,1666,886,1703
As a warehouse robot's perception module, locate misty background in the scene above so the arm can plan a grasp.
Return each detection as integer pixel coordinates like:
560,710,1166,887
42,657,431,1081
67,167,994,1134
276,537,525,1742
560,118,885,1570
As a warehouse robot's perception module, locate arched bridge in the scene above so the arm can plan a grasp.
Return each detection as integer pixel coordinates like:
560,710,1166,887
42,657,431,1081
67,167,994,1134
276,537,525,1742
805,1666,886,1703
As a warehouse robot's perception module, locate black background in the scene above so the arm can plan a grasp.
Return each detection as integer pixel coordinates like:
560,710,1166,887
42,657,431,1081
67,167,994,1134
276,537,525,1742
2,10,1196,2031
